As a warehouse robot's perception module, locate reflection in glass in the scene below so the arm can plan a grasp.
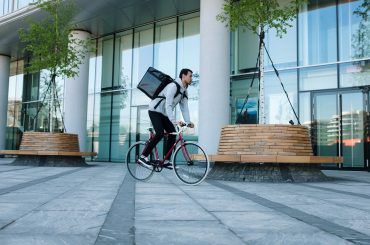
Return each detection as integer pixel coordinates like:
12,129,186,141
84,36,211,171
17,0,32,9
299,65,337,91
339,0,370,60
132,26,154,88
265,20,297,69
340,61,370,87
111,90,131,161
154,19,176,77
6,60,24,149
88,50,97,94
265,70,298,124
299,92,311,127
299,0,337,65
341,92,364,167
312,93,338,158
97,94,111,161
231,77,259,124
236,28,259,72
114,31,133,89
86,94,94,153
101,38,114,88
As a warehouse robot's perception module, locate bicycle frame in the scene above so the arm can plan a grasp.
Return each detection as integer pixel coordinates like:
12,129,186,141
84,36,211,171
144,127,192,167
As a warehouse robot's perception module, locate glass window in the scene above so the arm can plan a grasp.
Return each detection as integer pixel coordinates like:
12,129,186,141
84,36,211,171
299,0,337,65
85,12,201,161
23,72,39,102
97,93,111,161
132,26,154,88
177,14,200,138
299,92,312,127
92,93,100,157
299,64,337,91
111,90,131,161
86,94,94,153
154,19,177,77
101,37,114,88
88,49,97,94
1,0,10,16
114,31,133,89
230,76,259,124
95,40,103,92
265,19,297,69
131,88,150,107
339,0,370,60
7,60,24,149
265,69,298,124
340,60,370,87
237,28,259,72
17,0,31,9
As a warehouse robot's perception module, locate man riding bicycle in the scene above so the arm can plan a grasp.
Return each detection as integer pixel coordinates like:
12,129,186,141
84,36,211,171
139,68,195,168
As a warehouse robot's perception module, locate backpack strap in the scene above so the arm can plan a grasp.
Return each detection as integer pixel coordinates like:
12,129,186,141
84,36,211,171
173,81,188,100
153,96,165,109
153,82,187,109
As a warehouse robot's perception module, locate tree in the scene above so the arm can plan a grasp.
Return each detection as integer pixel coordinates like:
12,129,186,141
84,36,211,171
18,0,90,132
217,0,306,124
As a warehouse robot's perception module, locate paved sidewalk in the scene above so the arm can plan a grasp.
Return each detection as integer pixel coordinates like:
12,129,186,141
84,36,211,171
0,158,370,244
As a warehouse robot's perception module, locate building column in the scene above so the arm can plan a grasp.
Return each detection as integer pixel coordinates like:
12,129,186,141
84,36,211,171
199,0,230,154
0,55,10,151
64,30,91,152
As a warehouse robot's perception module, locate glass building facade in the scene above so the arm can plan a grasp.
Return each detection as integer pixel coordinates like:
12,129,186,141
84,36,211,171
231,0,370,169
0,0,33,16
4,0,370,169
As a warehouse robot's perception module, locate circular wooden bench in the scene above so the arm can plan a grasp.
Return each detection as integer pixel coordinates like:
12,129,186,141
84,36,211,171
205,124,343,182
0,132,97,166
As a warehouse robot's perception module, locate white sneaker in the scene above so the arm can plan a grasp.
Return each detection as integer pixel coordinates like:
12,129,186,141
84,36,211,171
163,160,173,169
138,156,152,169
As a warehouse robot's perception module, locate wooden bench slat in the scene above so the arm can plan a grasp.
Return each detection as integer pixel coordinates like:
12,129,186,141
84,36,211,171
1,132,96,158
211,124,343,165
0,150,97,157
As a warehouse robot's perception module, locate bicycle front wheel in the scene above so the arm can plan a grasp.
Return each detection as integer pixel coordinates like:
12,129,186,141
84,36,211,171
173,142,209,185
126,141,154,181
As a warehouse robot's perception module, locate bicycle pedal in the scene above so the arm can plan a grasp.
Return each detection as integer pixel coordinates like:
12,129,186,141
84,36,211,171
163,163,173,170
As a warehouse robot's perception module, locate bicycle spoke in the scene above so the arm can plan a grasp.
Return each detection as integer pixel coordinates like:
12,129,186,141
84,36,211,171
126,142,154,181
173,142,209,185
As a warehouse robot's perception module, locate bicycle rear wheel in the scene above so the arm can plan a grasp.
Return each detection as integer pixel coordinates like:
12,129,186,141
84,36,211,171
173,142,209,185
126,141,154,181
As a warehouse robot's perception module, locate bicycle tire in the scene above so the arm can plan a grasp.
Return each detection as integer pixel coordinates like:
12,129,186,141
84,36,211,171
126,141,155,181
173,142,209,185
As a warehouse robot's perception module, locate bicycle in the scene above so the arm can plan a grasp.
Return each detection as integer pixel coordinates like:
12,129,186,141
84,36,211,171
126,125,210,185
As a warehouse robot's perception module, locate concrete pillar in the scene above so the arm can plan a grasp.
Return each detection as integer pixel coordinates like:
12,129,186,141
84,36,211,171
64,30,91,151
0,55,10,151
199,0,230,154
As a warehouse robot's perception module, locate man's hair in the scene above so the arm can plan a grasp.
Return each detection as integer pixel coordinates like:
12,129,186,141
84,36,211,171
179,68,193,79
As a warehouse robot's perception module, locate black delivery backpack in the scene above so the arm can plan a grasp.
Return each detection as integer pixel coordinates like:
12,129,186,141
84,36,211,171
137,67,175,100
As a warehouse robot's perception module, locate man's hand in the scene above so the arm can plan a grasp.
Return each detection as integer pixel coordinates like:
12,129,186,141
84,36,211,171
177,121,194,128
177,121,186,127
187,122,194,128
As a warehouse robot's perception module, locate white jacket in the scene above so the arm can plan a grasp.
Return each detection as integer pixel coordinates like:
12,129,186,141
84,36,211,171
148,78,190,124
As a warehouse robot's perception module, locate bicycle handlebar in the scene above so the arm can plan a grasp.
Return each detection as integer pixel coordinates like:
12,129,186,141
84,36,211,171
169,124,188,135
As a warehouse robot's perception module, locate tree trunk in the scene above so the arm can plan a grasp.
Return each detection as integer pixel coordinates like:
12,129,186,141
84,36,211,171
49,75,56,133
258,27,265,124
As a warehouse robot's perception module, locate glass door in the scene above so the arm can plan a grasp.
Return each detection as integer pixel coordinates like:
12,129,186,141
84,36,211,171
340,92,365,168
312,92,339,165
312,90,366,169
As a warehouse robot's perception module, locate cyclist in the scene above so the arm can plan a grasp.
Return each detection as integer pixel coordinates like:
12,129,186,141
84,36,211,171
139,68,195,168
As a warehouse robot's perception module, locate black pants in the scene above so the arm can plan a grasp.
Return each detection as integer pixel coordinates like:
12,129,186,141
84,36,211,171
142,111,176,158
